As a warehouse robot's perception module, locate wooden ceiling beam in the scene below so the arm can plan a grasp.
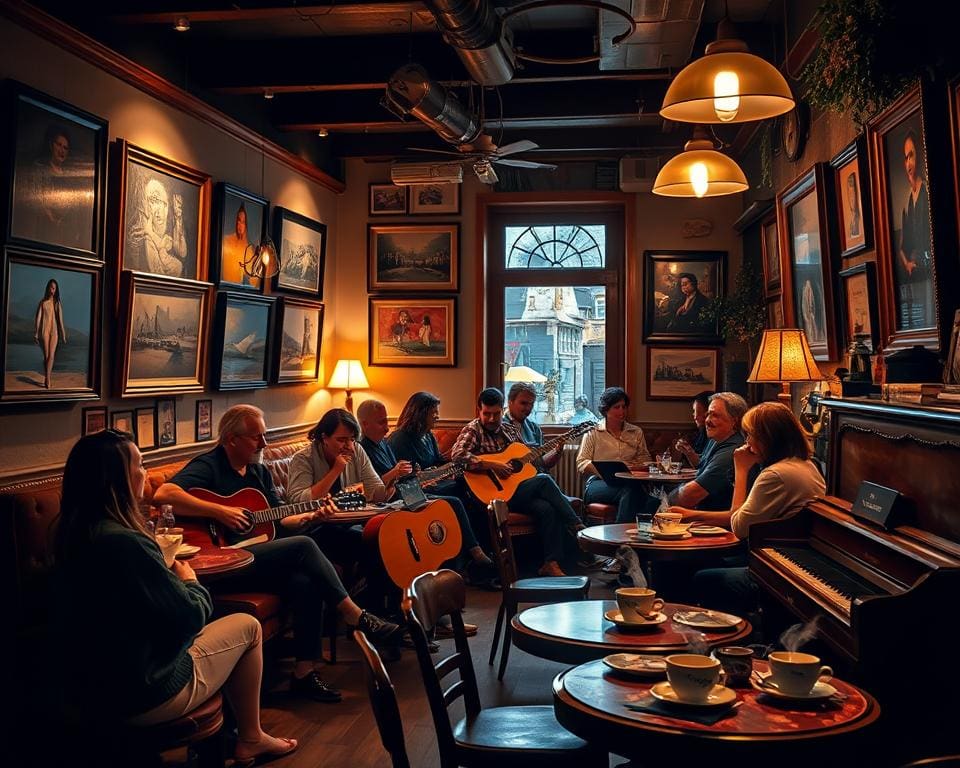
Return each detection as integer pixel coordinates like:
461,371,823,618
107,2,428,25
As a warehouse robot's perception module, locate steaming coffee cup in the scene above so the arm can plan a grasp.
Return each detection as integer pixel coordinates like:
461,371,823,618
713,646,754,687
156,531,184,568
665,653,721,703
653,511,687,534
765,651,833,696
615,587,664,621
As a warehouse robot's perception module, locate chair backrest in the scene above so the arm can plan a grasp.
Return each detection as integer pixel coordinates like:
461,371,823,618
353,629,411,768
486,499,518,588
403,569,481,768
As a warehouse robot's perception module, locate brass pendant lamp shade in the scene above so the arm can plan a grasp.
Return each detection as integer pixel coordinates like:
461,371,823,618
652,129,748,198
660,21,795,124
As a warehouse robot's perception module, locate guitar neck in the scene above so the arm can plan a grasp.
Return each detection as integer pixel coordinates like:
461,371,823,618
525,425,592,463
246,497,329,524
418,462,462,488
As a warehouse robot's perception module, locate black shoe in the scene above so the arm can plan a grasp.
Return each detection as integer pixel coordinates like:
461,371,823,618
357,610,402,645
290,671,342,703
465,559,500,589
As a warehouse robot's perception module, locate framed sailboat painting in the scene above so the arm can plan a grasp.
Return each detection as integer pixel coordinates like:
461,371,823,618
211,291,275,390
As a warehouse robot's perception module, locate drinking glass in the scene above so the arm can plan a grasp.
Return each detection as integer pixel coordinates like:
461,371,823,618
658,451,671,473
156,505,176,534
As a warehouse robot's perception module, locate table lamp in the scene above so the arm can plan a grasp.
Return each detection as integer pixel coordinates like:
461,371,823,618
747,329,823,406
327,359,368,413
504,365,547,383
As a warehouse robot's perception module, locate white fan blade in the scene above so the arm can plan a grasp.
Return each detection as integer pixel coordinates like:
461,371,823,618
493,139,538,157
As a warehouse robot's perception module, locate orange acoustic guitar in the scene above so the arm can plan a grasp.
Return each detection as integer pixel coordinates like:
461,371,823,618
362,499,462,589
462,421,596,505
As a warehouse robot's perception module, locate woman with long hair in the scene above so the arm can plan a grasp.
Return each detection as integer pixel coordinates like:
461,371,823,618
52,430,296,766
388,391,445,472
34,278,66,389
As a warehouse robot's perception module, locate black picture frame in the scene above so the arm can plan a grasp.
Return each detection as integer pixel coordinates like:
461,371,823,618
81,405,107,436
3,80,108,261
273,297,324,384
156,397,177,447
110,409,135,438
195,398,213,442
213,183,268,291
839,262,881,354
830,136,873,259
211,291,275,390
761,214,781,297
369,183,407,215
272,207,326,298
642,250,725,345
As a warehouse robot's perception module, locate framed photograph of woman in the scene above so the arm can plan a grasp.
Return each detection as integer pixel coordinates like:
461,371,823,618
213,183,267,290
4,81,108,261
409,183,460,215
761,214,781,296
211,291,275,390
195,398,213,442
117,272,210,398
114,139,211,285
274,297,324,384
82,406,107,436
369,297,456,367
369,183,407,215
136,406,157,451
830,137,872,259
1,248,102,403
776,164,837,361
642,250,725,345
110,409,135,437
839,263,880,354
646,347,719,401
368,223,459,292
272,207,326,297
157,397,177,447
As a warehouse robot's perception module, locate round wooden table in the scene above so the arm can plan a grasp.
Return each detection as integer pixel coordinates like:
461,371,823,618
614,469,696,484
553,659,880,766
189,548,254,579
511,599,751,664
578,523,742,562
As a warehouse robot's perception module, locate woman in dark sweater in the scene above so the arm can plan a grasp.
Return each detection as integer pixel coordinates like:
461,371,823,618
52,430,296,766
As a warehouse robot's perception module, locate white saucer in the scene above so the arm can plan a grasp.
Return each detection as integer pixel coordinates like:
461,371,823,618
176,544,201,558
603,653,668,677
689,525,729,536
650,681,737,708
672,610,742,630
652,530,692,540
604,609,668,629
751,677,837,701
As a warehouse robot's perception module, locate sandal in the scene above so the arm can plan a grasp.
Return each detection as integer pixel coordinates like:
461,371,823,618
234,736,298,767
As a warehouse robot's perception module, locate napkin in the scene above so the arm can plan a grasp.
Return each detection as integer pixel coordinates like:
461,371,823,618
624,695,739,725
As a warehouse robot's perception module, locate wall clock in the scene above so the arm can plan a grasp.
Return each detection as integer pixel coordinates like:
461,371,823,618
781,102,808,162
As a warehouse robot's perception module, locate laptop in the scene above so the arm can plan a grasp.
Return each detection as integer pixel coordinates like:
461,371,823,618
592,460,632,486
396,475,430,511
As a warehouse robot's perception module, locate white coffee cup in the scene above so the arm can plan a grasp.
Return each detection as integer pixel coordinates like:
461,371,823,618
766,651,833,696
615,587,664,621
156,532,183,568
653,511,688,534
665,653,721,703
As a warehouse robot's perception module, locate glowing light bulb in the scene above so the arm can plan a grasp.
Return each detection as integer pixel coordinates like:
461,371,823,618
689,162,709,198
261,252,270,266
713,71,740,122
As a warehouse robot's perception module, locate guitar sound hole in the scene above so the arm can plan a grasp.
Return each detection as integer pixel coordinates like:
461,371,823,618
507,460,522,473
427,521,446,545
238,512,254,534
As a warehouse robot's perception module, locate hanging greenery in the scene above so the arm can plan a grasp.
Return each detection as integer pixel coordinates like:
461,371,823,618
699,255,767,358
759,124,773,190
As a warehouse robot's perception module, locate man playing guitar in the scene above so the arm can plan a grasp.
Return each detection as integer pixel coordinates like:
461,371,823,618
152,404,402,705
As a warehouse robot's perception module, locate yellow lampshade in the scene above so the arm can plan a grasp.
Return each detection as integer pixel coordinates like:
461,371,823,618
653,135,748,198
327,359,369,390
747,329,823,383
504,365,547,383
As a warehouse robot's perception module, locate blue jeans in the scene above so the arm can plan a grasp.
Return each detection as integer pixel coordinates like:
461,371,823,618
510,473,580,563
584,477,653,524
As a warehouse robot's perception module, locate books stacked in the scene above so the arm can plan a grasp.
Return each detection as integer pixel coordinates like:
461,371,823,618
937,385,960,404
882,382,944,405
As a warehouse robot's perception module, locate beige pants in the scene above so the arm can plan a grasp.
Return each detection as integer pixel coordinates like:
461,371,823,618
128,613,262,726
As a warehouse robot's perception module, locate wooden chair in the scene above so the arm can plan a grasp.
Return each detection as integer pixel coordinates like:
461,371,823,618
404,569,605,768
353,629,410,768
486,499,590,679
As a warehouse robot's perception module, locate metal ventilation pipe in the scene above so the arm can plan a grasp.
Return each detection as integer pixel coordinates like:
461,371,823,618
422,0,515,86
382,64,482,146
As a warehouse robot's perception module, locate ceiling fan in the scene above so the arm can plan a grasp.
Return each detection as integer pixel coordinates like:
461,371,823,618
405,136,557,185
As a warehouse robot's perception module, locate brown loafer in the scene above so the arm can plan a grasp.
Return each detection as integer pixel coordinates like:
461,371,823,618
538,560,566,577
435,621,478,638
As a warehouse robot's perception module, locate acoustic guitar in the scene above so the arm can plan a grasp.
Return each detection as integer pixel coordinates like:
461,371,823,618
462,421,596,505
410,460,465,490
362,499,462,589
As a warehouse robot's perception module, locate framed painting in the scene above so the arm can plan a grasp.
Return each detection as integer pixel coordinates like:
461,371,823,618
368,223,459,292
195,398,213,442
136,406,157,450
761,214,781,296
213,183,267,290
114,139,211,284
157,397,177,447
274,297,323,384
272,207,326,297
946,310,960,386
1,247,101,403
776,164,837,361
117,272,210,398
3,81,107,260
868,85,940,351
369,183,407,215
110,409,135,437
830,136,873,259
839,263,880,354
369,297,456,367
642,250,725,345
211,291,275,390
767,297,784,329
81,406,106,436
646,347,720,401
409,183,460,215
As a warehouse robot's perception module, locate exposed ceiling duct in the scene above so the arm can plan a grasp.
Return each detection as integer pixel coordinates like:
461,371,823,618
382,64,482,146
422,0,516,86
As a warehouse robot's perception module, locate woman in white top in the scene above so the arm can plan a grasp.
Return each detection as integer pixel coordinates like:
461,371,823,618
576,387,652,524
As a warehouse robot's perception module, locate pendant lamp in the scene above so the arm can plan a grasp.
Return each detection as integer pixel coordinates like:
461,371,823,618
660,18,794,124
653,127,748,198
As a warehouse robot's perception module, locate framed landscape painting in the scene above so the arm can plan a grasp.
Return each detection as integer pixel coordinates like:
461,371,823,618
368,223,459,292
211,291,275,390
646,347,719,400
274,297,323,384
369,297,455,367
408,183,460,215
369,183,406,215
1,248,101,403
273,207,326,297
642,250,725,345
213,183,267,290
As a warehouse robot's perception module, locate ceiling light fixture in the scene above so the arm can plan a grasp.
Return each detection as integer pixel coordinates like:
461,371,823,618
263,89,274,100
652,126,748,198
317,128,329,138
660,17,794,124
173,16,190,32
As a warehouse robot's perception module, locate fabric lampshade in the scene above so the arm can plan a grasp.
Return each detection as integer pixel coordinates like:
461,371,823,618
748,329,823,383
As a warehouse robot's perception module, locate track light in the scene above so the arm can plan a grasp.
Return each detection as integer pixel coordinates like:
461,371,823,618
173,17,190,32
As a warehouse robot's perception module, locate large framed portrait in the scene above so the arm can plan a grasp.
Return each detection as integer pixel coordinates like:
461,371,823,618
368,223,459,292
117,272,210,398
274,297,324,384
408,183,460,215
642,250,725,345
211,291,275,390
272,207,326,297
839,262,880,354
868,85,939,350
213,183,267,290
369,296,456,367
646,347,720,401
3,81,108,260
114,140,211,284
830,136,873,259
1,247,101,403
761,214,781,297
369,183,407,215
777,164,837,361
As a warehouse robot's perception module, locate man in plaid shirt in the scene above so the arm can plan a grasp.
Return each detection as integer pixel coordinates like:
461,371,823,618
452,387,585,576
